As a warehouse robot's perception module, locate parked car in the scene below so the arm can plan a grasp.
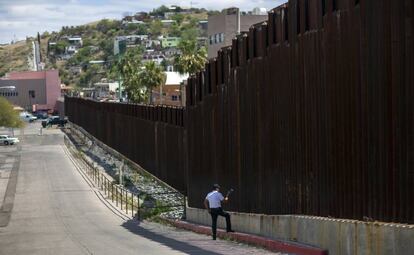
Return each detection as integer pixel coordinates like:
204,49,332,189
19,112,37,122
42,116,68,128
0,135,19,145
33,111,48,119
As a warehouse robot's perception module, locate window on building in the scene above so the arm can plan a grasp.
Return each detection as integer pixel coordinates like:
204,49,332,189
332,0,337,11
215,34,219,44
220,33,225,43
29,90,35,98
172,95,178,101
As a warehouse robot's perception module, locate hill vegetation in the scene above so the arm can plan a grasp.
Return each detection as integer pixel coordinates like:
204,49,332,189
0,5,215,90
0,40,31,77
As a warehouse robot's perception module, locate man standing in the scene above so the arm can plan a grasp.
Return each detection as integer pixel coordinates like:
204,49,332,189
204,184,234,240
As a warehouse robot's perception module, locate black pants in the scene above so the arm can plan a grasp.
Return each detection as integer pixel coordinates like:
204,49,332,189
210,207,231,239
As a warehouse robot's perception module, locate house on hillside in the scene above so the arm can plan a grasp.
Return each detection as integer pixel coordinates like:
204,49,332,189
161,37,181,48
152,71,189,106
93,82,120,99
142,51,165,65
161,20,175,27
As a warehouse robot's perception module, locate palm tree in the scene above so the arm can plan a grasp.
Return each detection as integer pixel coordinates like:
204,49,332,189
139,61,166,104
174,39,207,75
112,47,144,103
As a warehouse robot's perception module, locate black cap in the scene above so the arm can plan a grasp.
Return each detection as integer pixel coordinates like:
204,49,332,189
213,184,220,189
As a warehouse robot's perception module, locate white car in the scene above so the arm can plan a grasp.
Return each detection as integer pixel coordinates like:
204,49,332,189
19,112,37,122
0,135,19,145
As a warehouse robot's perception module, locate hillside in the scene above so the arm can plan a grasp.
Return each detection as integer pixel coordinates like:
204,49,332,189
1,5,213,87
0,40,31,77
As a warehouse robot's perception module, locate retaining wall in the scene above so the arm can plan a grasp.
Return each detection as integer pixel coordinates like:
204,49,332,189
186,207,414,255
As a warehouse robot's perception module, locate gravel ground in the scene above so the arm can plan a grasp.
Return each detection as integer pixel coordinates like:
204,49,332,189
64,127,185,219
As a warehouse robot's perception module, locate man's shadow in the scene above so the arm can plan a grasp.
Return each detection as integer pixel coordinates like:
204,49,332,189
121,219,222,255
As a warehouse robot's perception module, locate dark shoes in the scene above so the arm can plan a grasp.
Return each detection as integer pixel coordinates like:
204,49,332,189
212,230,235,240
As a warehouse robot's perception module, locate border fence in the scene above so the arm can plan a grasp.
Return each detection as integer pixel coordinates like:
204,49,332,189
66,0,414,224
65,97,187,194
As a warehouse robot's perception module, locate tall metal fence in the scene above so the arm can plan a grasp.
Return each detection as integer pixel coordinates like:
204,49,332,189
186,0,413,224
66,0,414,224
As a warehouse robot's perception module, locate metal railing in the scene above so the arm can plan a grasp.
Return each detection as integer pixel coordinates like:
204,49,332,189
64,135,186,220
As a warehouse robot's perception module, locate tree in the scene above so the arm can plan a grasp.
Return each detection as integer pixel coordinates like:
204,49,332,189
172,13,185,26
151,5,170,17
150,20,163,38
169,23,181,37
0,97,23,128
136,24,149,35
139,61,166,104
180,17,199,41
113,47,144,103
174,39,207,75
55,40,69,54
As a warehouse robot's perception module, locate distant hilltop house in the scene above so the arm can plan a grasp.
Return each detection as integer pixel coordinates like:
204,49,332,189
122,19,145,26
161,19,175,27
48,36,83,59
114,35,149,55
122,11,149,24
142,51,165,65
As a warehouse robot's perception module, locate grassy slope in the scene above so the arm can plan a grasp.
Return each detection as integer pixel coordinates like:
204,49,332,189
0,11,209,82
0,41,31,76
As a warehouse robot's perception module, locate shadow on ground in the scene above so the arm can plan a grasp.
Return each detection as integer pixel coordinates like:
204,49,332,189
122,219,222,255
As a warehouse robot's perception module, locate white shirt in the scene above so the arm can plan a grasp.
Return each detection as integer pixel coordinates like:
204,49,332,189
205,190,224,208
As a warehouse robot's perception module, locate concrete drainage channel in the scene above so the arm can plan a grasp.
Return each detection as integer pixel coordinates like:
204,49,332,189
62,125,186,221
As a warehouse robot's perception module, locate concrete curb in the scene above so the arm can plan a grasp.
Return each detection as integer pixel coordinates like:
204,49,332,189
167,219,328,255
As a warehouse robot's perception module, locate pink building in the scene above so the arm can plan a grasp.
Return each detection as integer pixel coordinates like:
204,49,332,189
0,70,61,111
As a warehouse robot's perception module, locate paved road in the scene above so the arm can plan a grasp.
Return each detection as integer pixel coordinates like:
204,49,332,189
0,123,278,255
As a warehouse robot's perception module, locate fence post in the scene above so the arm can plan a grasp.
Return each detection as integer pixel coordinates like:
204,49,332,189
126,192,128,214
121,189,123,210
137,194,140,220
116,186,118,207
131,193,134,218
183,196,186,220
104,178,107,196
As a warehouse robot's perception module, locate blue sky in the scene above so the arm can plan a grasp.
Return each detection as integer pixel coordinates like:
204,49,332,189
0,0,287,44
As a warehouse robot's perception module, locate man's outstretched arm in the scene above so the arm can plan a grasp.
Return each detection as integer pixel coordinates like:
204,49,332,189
204,199,210,212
